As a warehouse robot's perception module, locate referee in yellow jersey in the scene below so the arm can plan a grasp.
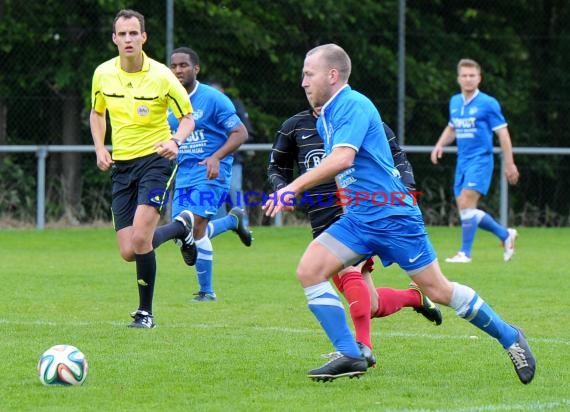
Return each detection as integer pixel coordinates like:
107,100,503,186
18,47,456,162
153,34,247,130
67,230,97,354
90,9,194,328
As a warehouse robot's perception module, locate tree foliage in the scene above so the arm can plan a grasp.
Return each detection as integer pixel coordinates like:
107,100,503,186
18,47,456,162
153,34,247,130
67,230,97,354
0,0,569,225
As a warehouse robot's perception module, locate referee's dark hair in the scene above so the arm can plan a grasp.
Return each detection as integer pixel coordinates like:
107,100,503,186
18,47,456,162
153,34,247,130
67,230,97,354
114,9,145,33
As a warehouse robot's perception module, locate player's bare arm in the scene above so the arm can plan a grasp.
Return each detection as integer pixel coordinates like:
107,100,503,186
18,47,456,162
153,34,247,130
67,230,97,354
89,109,113,171
430,125,456,164
198,123,248,179
495,127,519,185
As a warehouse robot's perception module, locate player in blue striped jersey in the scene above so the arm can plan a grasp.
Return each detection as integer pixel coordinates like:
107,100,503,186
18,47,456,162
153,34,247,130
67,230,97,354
431,59,519,263
263,44,535,384
268,108,441,368
152,47,252,302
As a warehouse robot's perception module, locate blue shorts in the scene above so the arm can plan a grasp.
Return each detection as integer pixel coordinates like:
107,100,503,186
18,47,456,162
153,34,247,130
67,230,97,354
172,181,231,220
321,213,437,274
454,156,493,197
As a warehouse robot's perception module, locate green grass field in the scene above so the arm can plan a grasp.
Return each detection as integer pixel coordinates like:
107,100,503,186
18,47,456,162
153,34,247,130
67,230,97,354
1,226,569,411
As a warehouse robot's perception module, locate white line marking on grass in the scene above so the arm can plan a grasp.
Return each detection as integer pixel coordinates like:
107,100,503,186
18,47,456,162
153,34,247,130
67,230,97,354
2,318,569,346
391,399,570,412
0,318,226,328
374,330,570,346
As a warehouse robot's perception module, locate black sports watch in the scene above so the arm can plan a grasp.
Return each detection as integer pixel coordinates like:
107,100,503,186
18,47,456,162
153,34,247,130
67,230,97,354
170,137,183,147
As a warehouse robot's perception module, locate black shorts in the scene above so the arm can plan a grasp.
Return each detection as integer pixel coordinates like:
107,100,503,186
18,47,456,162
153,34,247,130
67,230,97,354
110,153,174,231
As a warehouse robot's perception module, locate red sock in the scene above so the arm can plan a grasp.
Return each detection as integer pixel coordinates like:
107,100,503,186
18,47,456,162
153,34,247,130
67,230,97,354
339,271,372,348
332,274,343,293
373,287,421,318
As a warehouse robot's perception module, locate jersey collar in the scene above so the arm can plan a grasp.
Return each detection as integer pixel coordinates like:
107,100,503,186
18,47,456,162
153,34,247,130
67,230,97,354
462,88,480,106
115,51,150,73
321,84,350,113
189,80,200,98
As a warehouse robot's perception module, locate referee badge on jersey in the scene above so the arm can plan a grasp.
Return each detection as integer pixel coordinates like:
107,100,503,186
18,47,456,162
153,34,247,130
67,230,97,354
134,104,151,124
136,104,150,117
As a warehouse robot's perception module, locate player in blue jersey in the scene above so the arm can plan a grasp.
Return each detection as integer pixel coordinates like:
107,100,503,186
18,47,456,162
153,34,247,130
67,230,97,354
263,44,535,384
152,47,252,302
431,59,519,263
268,107,442,368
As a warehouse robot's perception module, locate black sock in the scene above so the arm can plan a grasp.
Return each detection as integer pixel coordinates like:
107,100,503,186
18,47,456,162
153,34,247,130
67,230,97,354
152,221,185,249
135,250,156,313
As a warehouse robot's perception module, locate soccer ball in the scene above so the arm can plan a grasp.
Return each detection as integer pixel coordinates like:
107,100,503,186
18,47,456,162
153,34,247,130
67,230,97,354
37,344,88,386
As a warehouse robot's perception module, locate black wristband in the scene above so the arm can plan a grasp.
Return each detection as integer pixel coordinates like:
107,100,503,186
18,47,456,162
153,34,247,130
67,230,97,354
170,138,182,147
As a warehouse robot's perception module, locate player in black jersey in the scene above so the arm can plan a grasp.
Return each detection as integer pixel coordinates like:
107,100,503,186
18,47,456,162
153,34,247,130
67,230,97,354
268,107,441,366
269,108,416,237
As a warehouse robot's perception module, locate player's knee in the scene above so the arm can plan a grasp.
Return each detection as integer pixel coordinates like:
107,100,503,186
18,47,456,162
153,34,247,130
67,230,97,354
295,267,311,283
118,247,135,262
457,191,480,209
422,282,453,305
413,272,453,305
296,264,325,285
456,198,471,210
193,216,208,238
129,231,153,254
130,232,145,248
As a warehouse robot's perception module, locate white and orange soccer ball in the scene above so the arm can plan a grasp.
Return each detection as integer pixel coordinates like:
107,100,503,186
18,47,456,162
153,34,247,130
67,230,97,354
37,344,88,386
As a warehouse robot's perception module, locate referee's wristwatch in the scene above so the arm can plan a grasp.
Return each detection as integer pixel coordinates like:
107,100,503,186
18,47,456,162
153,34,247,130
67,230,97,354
170,137,183,147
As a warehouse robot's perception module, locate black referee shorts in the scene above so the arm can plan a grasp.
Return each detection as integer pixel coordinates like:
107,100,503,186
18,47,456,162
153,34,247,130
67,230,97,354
110,153,174,231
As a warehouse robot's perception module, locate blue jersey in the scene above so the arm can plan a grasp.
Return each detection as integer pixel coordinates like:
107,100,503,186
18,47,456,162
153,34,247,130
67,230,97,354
448,89,507,164
168,82,243,187
317,86,420,222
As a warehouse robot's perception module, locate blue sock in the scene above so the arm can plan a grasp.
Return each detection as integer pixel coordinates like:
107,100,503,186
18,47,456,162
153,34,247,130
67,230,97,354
465,296,518,348
459,209,485,257
478,212,509,241
305,282,361,358
451,282,518,348
207,215,236,239
460,216,478,256
195,236,214,294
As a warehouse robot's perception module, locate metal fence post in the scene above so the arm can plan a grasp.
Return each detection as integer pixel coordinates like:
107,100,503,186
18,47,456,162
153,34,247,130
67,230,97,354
36,146,48,230
274,211,283,227
499,153,508,227
397,0,406,145
166,0,173,64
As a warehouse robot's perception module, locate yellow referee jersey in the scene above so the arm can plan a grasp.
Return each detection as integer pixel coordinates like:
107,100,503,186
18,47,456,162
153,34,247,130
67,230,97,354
91,52,192,160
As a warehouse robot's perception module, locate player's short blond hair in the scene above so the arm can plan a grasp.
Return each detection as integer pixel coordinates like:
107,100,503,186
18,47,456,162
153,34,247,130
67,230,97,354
457,58,481,74
306,44,352,82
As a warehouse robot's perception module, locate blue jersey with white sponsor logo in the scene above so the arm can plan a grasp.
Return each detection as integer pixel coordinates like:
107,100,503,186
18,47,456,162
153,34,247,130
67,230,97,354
448,90,507,164
317,86,420,222
168,81,243,187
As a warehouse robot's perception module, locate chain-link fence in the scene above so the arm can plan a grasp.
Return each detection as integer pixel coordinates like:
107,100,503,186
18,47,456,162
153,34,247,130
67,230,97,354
1,1,569,227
